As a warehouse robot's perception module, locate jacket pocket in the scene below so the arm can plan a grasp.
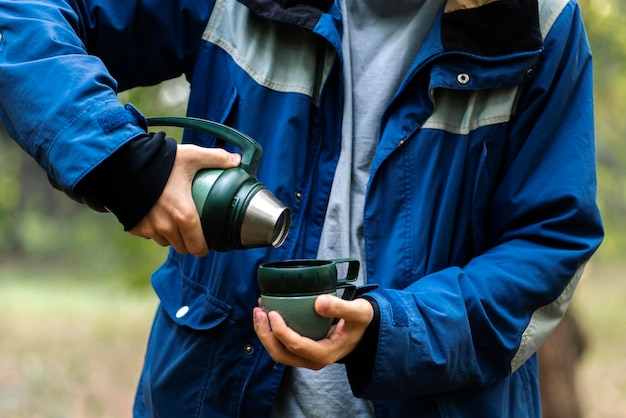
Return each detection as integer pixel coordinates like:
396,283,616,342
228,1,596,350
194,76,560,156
470,129,508,256
151,256,232,330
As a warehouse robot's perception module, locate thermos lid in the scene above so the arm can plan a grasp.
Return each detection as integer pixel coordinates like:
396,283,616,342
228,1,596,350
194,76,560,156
257,260,338,296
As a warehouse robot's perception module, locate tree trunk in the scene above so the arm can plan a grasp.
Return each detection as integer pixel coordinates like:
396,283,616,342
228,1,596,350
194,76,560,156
539,310,587,418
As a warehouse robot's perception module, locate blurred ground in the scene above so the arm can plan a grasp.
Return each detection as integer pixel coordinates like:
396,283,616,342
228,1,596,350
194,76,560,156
575,263,626,418
0,270,157,418
0,261,624,417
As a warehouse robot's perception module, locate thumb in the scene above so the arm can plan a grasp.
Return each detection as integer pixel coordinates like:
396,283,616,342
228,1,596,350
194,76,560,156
181,144,241,170
315,294,367,322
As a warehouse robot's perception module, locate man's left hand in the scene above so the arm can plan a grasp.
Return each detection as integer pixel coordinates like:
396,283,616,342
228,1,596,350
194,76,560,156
253,294,374,370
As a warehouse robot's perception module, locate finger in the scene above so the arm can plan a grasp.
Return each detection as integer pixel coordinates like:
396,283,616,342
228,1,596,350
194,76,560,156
176,211,209,256
147,213,189,254
253,307,272,338
153,234,173,248
163,229,188,254
149,191,205,256
129,217,186,252
253,309,296,361
267,311,310,346
315,295,374,325
254,310,325,369
266,312,334,368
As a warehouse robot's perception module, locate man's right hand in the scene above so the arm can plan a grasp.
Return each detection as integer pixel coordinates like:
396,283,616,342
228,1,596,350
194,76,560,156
129,144,241,256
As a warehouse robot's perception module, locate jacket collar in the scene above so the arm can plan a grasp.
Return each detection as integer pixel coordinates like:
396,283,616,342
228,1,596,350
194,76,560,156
236,0,333,29
441,0,542,56
236,0,542,57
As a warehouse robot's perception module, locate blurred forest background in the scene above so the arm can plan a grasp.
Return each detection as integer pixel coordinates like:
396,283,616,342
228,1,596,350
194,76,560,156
1,0,625,417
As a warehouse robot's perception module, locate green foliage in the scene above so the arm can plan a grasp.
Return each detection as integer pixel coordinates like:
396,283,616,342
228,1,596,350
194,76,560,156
579,0,626,260
0,77,189,287
0,135,21,252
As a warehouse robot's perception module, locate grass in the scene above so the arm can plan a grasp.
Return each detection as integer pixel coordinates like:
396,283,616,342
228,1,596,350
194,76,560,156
575,262,626,418
0,261,624,417
0,271,157,418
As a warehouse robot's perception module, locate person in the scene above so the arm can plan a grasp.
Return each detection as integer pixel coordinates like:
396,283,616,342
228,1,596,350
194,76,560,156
0,0,603,417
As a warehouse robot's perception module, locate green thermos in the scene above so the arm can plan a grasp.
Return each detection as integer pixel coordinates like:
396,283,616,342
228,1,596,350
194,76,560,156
147,116,291,252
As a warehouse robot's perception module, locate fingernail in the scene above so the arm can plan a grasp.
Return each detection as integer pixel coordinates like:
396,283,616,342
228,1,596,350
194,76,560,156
253,309,262,323
268,311,283,323
232,153,241,164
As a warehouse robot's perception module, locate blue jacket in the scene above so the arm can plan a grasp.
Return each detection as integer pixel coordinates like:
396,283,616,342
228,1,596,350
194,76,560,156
0,0,603,417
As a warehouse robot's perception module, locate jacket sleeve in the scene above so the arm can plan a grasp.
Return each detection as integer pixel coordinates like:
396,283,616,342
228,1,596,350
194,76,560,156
346,1,603,398
0,0,213,194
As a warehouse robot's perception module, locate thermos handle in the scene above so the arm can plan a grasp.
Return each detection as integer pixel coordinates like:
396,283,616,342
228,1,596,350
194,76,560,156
332,258,360,283
332,259,360,301
146,116,263,175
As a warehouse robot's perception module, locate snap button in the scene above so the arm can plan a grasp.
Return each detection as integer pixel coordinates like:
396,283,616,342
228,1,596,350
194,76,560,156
525,68,534,79
175,306,190,318
244,344,254,355
457,73,470,85
294,191,303,201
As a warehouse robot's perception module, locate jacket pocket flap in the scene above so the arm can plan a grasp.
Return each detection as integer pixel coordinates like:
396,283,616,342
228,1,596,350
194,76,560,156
152,260,232,331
